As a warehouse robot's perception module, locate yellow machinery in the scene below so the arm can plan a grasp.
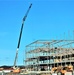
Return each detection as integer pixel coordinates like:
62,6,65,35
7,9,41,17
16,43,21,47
52,65,73,74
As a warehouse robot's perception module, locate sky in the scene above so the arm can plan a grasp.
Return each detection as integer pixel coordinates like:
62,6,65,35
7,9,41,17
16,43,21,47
0,0,74,66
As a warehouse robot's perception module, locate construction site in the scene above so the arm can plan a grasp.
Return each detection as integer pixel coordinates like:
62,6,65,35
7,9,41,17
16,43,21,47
0,40,74,75
24,39,74,75
0,2,74,75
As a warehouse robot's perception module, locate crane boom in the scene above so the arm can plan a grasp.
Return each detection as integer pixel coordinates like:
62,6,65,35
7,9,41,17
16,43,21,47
13,4,32,68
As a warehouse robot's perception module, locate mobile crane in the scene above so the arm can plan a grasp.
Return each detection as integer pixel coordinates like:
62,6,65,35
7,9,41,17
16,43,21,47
12,4,32,73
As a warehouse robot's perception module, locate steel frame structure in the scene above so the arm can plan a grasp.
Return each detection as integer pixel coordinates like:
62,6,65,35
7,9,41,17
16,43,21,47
25,40,74,71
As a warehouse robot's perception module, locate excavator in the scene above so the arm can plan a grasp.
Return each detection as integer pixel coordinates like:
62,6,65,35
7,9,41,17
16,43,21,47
12,4,32,73
51,65,73,74
61,65,73,74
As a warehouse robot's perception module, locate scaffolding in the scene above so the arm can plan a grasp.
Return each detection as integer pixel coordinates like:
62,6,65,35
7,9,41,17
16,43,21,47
25,40,74,73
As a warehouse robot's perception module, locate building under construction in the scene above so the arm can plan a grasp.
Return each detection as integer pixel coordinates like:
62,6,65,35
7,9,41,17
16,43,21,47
25,39,74,74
